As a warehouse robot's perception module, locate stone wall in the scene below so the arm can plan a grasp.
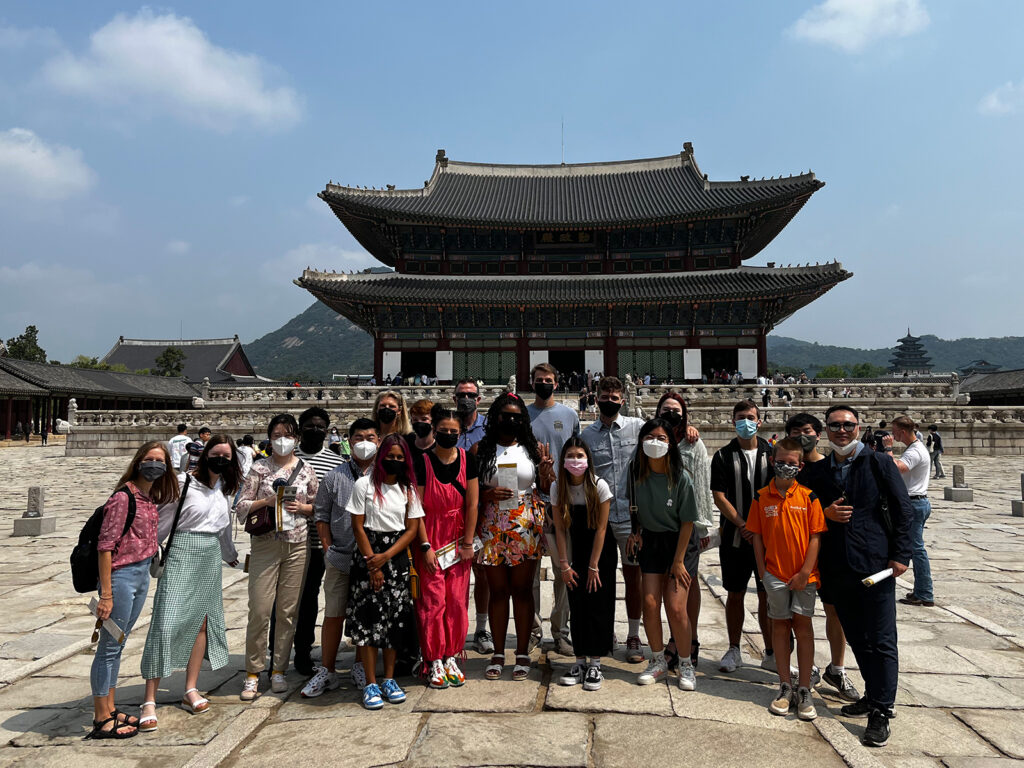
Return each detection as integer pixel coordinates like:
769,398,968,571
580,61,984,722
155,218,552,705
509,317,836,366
64,384,1024,457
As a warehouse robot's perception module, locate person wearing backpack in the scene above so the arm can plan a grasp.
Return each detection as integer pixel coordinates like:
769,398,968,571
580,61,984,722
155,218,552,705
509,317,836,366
138,435,241,731
88,441,179,740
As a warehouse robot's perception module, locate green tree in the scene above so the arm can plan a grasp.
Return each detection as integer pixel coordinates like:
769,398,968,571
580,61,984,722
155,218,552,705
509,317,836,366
5,325,47,363
154,346,187,377
816,364,849,378
849,362,888,378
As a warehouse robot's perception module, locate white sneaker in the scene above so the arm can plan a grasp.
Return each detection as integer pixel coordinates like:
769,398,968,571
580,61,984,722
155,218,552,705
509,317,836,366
637,657,668,685
240,676,260,702
271,673,288,693
301,667,339,698
719,646,743,673
351,661,366,689
677,659,696,691
559,664,585,686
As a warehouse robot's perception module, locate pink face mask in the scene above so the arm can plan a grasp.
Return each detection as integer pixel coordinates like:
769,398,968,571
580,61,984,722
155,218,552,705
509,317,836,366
564,458,588,477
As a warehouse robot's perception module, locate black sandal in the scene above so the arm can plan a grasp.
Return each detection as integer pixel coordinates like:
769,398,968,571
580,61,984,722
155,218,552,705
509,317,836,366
111,708,140,728
85,715,137,740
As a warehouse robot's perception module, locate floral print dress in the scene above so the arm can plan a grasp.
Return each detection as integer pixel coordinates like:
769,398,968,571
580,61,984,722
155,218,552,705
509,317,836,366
478,443,545,566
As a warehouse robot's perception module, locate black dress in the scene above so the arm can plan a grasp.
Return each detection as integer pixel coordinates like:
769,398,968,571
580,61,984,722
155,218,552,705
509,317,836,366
566,504,618,657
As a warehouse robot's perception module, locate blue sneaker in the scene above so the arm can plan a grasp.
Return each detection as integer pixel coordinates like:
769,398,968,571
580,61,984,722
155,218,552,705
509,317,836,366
362,683,384,710
381,678,406,704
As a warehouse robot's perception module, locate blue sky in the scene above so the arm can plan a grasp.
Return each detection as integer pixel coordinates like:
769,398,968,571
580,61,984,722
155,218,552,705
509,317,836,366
1,0,1022,362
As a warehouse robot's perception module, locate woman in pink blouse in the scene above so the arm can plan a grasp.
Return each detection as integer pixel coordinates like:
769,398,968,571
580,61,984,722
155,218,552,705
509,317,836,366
88,441,179,740
235,413,319,700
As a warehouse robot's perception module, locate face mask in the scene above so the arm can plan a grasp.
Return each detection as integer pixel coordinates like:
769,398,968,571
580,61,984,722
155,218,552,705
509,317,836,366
597,400,622,418
659,410,682,428
139,460,167,481
435,432,459,449
456,395,477,413
497,415,520,438
272,436,296,455
735,418,758,439
301,426,326,450
773,462,800,480
642,439,669,459
377,408,397,425
831,439,859,456
797,434,818,453
352,440,377,461
534,382,554,400
207,455,233,474
412,421,433,438
382,458,405,476
564,458,588,477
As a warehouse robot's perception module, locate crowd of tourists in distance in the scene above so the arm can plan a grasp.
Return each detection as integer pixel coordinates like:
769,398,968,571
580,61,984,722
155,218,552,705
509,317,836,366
85,364,939,750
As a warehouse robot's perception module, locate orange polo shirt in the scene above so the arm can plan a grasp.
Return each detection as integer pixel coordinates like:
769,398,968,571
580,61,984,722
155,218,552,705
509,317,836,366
747,479,827,584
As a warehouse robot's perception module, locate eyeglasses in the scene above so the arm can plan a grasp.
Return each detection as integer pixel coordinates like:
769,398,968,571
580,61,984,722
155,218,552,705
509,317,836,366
827,421,858,433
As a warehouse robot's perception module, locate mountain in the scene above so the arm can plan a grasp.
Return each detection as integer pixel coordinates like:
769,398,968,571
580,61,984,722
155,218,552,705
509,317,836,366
246,302,1024,380
245,301,372,380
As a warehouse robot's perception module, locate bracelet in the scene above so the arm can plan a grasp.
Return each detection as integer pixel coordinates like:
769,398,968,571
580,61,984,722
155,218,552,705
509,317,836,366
561,567,572,573
419,541,431,552
99,595,112,600
459,542,474,549
588,567,599,573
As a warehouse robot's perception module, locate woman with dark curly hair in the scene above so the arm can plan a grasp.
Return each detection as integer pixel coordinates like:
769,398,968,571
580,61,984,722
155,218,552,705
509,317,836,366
471,393,554,681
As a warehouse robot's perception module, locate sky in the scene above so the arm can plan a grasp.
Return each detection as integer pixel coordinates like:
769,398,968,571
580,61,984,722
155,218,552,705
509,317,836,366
1,0,1023,362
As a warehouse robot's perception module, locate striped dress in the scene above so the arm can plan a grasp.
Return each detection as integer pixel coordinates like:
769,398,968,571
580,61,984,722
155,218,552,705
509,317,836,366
141,475,238,680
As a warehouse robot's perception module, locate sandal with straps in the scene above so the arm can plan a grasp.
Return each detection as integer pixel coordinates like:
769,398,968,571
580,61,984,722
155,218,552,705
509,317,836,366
85,715,137,740
138,702,158,732
512,654,531,681
111,708,140,728
181,688,210,714
484,653,505,680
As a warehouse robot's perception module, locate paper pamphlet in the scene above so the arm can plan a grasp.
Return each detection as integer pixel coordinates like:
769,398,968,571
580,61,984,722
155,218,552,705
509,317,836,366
88,597,126,645
435,536,484,570
275,486,299,531
862,567,894,587
496,463,519,511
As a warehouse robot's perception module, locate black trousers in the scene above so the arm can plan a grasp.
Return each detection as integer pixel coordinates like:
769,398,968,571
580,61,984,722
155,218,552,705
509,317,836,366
269,546,325,660
829,569,899,711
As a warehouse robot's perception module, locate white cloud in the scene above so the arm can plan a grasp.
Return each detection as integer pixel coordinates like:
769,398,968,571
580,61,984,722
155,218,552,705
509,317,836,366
41,9,302,132
978,81,1024,116
165,239,191,254
0,128,96,201
789,0,929,53
0,24,61,51
264,243,376,284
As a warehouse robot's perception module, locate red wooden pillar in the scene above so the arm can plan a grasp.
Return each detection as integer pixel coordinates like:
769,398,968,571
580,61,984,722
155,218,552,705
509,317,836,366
604,335,618,378
516,337,529,388
44,397,51,435
757,333,768,378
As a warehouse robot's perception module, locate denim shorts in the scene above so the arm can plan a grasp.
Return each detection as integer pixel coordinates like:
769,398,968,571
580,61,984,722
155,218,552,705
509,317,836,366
763,571,817,620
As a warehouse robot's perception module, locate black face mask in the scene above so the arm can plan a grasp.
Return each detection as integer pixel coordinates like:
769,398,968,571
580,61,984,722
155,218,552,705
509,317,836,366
660,410,682,429
301,427,326,450
382,458,405,476
533,382,554,400
207,455,233,474
456,395,477,413
377,408,398,425
435,432,460,449
412,422,433,438
497,415,521,438
597,400,622,418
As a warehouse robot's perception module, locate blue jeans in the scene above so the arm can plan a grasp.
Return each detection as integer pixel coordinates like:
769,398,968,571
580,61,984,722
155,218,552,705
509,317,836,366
909,497,933,601
91,558,151,697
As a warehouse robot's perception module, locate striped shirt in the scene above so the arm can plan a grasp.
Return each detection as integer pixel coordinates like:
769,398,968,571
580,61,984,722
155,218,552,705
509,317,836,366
295,446,348,550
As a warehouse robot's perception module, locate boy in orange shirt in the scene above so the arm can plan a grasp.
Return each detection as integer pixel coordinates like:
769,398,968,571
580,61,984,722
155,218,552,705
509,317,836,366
748,437,827,721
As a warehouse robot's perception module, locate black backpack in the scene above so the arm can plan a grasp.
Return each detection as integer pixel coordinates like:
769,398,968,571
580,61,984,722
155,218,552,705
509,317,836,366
70,489,137,593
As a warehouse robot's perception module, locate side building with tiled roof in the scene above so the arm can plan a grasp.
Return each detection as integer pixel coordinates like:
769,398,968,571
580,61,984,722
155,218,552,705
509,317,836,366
100,336,258,383
299,143,851,383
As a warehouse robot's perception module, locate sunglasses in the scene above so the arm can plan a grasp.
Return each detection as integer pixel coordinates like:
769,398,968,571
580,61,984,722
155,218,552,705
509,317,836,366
827,421,858,433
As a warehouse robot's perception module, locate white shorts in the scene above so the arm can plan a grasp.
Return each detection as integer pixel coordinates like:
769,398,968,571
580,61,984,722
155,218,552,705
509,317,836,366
610,519,638,567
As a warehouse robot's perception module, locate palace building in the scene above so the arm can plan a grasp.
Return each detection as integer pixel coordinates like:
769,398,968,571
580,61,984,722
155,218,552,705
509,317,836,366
298,144,850,383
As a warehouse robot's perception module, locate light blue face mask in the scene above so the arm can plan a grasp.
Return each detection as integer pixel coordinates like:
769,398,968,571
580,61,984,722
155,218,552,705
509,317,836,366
735,418,758,439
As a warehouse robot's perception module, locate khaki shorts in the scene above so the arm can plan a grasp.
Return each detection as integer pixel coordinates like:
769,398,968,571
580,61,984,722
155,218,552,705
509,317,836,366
323,561,351,619
610,519,639,567
763,571,817,620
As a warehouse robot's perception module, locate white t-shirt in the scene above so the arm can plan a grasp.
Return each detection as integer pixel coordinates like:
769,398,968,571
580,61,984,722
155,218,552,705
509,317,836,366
900,440,931,496
551,477,613,507
481,443,536,492
167,434,190,469
742,448,759,494
237,445,255,477
346,474,424,533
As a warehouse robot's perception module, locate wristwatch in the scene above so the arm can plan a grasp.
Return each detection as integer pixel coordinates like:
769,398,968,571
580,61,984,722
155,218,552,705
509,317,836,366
419,541,431,552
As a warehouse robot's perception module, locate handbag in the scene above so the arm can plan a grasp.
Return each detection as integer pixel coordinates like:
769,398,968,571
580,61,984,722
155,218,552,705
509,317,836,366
151,475,191,578
244,460,305,537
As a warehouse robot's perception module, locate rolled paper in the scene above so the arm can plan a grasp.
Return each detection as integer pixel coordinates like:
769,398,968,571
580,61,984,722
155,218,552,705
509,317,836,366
862,567,894,587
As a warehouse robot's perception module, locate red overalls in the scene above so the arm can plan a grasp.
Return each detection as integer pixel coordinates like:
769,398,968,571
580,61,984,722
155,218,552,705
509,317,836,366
414,449,472,662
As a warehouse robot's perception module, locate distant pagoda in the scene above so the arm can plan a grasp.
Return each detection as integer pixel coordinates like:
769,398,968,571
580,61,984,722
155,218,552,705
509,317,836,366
889,330,932,374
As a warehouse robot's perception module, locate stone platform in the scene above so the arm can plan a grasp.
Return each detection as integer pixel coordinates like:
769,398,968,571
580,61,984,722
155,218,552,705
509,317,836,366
1,448,1023,766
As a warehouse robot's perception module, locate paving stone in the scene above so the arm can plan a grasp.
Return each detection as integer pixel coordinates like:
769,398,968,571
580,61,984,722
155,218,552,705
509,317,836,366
413,657,541,713
593,713,844,768
668,674,811,732
837,706,998,757
897,644,985,674
0,745,200,767
956,709,1024,758
899,673,1024,708
0,707,64,745
949,646,1024,678
0,634,81,661
0,676,91,710
408,712,589,768
943,759,1024,768
277,677,427,720
545,657,673,715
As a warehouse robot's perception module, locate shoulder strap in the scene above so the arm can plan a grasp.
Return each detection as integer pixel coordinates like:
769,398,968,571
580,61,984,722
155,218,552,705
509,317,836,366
161,475,191,566
286,459,305,487
111,488,137,556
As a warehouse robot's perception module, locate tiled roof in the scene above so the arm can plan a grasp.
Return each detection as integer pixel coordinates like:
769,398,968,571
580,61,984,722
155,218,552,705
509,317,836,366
297,263,850,306
0,367,47,396
321,148,822,229
100,337,253,382
961,369,1024,394
0,358,199,399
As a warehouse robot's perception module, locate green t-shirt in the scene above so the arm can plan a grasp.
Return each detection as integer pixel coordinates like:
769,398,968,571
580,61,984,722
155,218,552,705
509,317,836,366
635,470,698,533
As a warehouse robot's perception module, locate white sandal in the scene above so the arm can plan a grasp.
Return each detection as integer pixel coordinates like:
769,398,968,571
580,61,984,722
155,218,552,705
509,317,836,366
181,688,210,714
512,654,531,681
139,701,158,732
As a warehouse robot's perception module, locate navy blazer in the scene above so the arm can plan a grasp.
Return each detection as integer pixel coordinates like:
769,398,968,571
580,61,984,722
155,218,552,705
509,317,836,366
800,448,914,577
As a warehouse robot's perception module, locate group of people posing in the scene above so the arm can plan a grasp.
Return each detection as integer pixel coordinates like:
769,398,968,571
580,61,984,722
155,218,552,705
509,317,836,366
86,364,921,751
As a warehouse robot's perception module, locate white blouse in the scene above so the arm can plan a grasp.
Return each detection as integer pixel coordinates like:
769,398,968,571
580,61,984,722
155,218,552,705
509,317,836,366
158,475,238,563
346,474,425,533
481,443,537,491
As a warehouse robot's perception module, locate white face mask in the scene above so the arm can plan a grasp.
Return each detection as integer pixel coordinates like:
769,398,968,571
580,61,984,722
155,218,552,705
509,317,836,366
352,440,378,461
642,439,670,459
831,439,858,456
272,436,296,456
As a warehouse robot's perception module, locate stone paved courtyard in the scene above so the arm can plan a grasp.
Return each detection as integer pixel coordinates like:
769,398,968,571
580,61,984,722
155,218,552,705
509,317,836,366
0,446,1023,767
